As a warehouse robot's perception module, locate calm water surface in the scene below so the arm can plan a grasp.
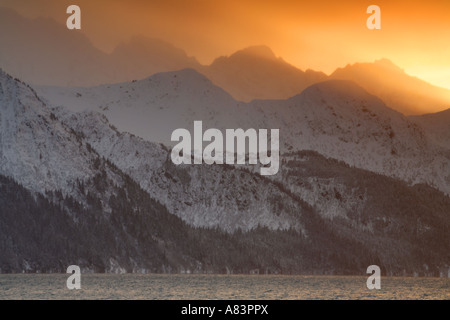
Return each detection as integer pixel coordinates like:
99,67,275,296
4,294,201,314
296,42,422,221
0,274,448,300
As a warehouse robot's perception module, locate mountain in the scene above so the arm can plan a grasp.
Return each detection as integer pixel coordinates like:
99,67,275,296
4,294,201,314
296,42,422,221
330,59,450,115
37,71,450,196
0,67,306,232
0,9,326,99
110,36,201,83
52,108,307,232
252,80,450,195
199,45,327,102
4,7,449,118
409,109,450,151
279,150,450,276
3,163,448,276
36,68,249,145
0,7,112,87
1,69,449,275
0,67,307,272
0,69,112,193
0,8,200,87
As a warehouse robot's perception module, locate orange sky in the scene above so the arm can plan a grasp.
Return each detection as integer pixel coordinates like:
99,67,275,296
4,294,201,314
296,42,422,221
1,0,449,89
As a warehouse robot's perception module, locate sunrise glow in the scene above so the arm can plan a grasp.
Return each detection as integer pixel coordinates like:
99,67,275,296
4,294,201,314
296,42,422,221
1,0,449,89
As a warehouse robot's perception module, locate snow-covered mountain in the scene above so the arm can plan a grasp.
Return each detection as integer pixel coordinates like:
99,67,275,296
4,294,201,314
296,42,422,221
54,108,306,232
37,69,253,145
0,66,307,232
37,70,450,195
0,68,115,194
409,109,450,152
1,68,449,275
252,80,450,195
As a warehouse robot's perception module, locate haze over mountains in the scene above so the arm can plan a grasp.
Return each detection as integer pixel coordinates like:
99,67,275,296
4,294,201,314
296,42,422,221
330,59,450,115
0,7,449,275
0,7,112,87
1,7,450,116
199,45,327,102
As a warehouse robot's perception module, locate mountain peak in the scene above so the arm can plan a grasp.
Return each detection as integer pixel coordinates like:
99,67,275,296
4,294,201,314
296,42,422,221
373,58,404,72
337,58,403,74
232,45,277,60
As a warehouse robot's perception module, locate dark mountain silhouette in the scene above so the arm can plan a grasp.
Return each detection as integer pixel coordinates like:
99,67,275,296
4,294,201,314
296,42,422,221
199,45,327,101
109,36,201,82
0,7,112,86
0,7,200,87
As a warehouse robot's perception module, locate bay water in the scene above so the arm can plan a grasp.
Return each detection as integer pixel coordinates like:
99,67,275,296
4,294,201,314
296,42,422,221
0,274,448,300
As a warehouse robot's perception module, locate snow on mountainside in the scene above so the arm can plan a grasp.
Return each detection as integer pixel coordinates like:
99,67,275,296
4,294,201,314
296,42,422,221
55,108,307,232
1,69,449,275
253,80,450,194
110,36,201,83
0,69,118,194
0,7,112,87
37,69,253,145
409,109,450,152
37,71,450,195
0,67,307,232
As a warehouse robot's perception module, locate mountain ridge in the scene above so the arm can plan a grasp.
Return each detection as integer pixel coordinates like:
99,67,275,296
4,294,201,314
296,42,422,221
36,69,450,197
2,8,450,117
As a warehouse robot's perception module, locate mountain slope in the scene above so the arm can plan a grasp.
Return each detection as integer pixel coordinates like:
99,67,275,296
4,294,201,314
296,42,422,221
409,109,450,151
37,69,251,145
2,165,447,276
0,10,326,99
60,107,450,276
330,59,450,115
249,80,450,195
54,108,307,232
0,69,113,193
0,66,307,232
